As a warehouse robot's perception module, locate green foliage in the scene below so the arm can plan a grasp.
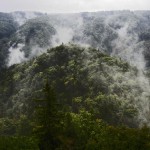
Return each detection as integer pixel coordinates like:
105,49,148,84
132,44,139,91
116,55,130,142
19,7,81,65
17,115,33,136
0,118,17,135
33,81,64,150
0,136,38,150
1,11,150,149
93,125,150,150
0,44,149,149
0,44,140,127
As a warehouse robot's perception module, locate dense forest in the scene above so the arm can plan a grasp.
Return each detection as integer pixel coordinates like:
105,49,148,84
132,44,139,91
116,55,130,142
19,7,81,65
0,44,150,149
1,11,150,149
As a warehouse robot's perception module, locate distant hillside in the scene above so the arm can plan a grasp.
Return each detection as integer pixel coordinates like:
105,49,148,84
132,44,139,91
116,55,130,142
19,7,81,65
0,12,18,69
0,11,150,70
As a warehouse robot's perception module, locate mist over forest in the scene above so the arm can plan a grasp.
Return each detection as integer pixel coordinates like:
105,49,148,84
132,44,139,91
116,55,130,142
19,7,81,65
1,10,150,149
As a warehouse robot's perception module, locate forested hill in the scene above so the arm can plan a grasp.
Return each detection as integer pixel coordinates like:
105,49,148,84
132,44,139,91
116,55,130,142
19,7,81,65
1,44,150,149
1,10,150,149
1,44,138,126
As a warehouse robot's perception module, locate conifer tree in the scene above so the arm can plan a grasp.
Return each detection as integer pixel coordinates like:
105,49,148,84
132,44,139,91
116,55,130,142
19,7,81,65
34,80,63,150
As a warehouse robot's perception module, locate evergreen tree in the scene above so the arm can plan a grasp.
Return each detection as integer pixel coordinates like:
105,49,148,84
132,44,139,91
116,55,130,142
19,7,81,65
33,80,63,150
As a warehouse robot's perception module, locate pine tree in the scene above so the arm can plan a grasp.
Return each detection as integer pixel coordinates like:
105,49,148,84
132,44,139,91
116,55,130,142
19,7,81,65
33,80,63,150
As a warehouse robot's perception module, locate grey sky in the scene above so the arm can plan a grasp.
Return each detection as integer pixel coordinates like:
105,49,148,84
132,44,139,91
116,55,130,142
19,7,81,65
0,0,150,13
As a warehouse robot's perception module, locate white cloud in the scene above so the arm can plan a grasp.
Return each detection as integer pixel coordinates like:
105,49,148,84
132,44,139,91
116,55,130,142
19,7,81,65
0,0,150,13
52,27,74,46
7,44,27,66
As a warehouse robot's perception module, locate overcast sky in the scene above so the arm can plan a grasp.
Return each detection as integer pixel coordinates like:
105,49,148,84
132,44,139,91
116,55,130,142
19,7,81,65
0,0,150,13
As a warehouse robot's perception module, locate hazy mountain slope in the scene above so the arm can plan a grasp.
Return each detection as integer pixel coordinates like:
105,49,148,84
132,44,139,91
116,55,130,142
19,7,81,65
11,11,45,25
0,13,18,69
0,12,18,39
0,11,149,69
7,18,56,66
0,11,150,127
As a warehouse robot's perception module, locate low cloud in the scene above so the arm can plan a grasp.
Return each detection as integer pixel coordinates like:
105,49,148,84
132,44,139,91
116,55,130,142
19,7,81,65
7,44,27,66
52,27,74,47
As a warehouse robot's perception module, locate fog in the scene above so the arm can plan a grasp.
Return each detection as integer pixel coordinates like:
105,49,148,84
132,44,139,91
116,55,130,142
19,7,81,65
5,10,150,125
7,44,27,66
1,0,150,13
